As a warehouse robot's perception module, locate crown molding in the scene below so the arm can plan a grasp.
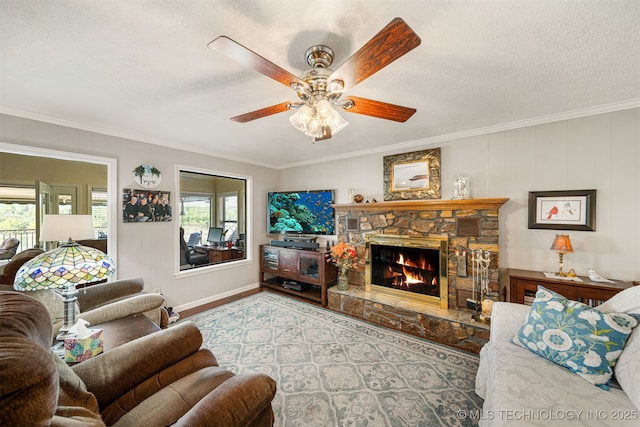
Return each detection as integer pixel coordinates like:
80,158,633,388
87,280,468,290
2,98,639,171
0,106,277,169
278,98,640,169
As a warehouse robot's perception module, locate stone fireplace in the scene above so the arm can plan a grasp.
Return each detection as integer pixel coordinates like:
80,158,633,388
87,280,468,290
328,198,509,354
366,234,448,308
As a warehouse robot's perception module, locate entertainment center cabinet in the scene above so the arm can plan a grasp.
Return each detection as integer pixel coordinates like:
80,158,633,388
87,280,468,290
260,244,337,306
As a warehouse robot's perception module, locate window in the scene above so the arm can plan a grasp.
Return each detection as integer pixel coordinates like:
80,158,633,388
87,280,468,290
0,185,36,251
180,194,212,246
91,188,108,238
219,192,238,241
178,168,249,271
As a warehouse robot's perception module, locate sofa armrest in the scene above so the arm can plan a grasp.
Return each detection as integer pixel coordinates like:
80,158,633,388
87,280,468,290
72,321,203,408
489,302,531,345
75,293,165,328
173,370,276,427
77,277,144,312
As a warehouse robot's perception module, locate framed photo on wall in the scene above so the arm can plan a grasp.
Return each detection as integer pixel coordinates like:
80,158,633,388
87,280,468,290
123,189,172,223
383,148,441,201
528,189,596,231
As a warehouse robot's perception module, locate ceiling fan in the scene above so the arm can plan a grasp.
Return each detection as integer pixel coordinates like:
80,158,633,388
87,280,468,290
207,17,421,142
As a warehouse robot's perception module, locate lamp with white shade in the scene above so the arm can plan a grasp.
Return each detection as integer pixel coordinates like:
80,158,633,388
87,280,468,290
13,214,116,339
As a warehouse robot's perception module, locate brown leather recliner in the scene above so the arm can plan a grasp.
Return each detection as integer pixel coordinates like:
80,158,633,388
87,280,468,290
0,237,20,259
0,291,276,426
0,247,43,284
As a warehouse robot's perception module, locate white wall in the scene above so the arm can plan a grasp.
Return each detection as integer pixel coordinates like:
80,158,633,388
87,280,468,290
2,108,637,312
279,108,640,282
0,113,280,310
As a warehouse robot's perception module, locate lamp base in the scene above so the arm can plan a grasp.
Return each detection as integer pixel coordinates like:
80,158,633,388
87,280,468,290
58,285,79,341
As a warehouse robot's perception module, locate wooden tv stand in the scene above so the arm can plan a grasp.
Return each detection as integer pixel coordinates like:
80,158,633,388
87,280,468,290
260,244,337,306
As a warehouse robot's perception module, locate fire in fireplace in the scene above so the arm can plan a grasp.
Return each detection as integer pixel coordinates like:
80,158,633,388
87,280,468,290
371,245,440,297
365,234,448,308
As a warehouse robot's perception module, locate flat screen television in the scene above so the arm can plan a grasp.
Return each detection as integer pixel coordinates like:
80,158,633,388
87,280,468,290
268,190,335,235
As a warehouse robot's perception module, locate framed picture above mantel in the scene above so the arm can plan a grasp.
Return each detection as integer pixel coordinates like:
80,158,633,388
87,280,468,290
528,190,596,231
383,148,441,201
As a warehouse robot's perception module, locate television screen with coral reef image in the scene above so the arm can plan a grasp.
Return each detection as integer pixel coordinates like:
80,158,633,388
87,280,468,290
268,190,335,235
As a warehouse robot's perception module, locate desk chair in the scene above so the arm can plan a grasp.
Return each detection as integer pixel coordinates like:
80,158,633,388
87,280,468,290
180,227,208,267
187,232,201,249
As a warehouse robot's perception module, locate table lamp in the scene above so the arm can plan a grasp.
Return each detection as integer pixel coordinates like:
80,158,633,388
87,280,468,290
13,214,116,339
550,234,573,277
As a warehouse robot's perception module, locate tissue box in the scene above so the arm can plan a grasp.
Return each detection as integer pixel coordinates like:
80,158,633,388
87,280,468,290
64,329,104,363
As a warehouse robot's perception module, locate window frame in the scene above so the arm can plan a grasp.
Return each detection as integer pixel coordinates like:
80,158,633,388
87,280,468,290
175,165,251,275
1,142,118,263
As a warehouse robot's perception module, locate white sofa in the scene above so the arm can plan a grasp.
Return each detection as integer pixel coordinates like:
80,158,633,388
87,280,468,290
476,285,640,426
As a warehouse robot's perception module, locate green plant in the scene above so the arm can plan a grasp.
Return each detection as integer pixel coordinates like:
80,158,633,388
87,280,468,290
133,165,161,178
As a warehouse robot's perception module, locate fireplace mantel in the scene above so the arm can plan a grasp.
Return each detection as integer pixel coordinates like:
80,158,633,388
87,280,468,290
332,197,509,212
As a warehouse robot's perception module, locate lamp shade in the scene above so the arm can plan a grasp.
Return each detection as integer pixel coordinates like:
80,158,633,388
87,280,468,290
13,244,116,291
40,214,95,243
550,234,574,254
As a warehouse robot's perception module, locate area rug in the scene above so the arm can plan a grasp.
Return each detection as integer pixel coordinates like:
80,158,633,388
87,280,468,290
188,292,483,426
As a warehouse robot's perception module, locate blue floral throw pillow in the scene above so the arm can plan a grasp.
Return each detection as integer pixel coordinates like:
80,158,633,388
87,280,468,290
512,286,639,389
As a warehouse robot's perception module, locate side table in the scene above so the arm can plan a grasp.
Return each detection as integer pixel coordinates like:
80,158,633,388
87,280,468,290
509,268,633,307
92,313,161,352
53,313,162,361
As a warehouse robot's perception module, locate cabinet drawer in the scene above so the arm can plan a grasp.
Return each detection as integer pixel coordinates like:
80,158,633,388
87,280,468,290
209,251,224,262
279,250,298,275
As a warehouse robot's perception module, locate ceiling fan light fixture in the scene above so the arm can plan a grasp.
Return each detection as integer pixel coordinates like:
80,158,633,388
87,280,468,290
289,100,348,141
289,104,314,133
210,18,420,140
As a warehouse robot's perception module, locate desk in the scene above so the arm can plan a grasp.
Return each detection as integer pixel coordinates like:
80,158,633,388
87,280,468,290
195,245,244,264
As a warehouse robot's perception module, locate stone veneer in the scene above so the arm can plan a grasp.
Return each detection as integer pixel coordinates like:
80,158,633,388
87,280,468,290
329,198,509,354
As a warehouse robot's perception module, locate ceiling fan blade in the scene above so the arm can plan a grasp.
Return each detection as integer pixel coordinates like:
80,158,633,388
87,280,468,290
330,18,421,90
208,36,305,89
230,102,292,123
342,96,416,122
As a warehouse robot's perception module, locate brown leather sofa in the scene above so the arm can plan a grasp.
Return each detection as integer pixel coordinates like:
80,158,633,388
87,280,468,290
0,291,276,426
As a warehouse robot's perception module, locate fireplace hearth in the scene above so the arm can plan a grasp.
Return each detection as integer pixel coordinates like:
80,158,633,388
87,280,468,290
365,234,448,308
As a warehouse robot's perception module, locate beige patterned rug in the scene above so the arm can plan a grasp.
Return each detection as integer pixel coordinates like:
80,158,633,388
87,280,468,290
189,292,483,426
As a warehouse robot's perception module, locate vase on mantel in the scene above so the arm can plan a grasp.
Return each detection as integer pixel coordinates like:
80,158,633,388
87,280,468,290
337,268,349,291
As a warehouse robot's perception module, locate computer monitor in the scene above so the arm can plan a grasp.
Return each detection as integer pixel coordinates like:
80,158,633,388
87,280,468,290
207,227,223,244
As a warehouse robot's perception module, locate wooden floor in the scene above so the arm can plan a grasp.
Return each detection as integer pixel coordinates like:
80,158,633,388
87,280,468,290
179,288,323,319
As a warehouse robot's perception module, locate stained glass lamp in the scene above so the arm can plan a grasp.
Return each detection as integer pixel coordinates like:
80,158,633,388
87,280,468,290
13,215,116,338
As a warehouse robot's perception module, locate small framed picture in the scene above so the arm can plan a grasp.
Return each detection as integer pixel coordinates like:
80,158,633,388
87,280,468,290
383,148,441,201
123,189,172,223
528,190,596,231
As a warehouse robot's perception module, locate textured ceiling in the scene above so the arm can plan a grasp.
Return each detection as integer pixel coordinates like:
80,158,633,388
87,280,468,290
1,0,639,169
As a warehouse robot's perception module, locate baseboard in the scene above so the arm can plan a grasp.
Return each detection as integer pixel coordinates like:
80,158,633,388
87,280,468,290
174,282,260,313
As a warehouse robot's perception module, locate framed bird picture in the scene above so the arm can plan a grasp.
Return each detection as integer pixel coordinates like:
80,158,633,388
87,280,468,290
528,190,596,231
